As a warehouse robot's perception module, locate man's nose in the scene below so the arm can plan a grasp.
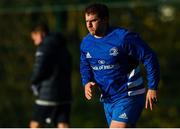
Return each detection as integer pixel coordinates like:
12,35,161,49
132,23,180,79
87,22,92,27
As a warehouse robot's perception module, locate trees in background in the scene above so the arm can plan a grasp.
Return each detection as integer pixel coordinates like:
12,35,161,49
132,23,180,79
0,0,179,127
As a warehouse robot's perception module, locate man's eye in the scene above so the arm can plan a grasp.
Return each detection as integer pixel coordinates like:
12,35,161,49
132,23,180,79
93,19,98,21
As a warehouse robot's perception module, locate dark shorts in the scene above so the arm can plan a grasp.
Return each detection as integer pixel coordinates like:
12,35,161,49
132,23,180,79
31,103,71,126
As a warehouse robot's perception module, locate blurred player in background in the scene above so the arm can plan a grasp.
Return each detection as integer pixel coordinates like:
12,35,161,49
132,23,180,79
80,3,160,128
30,21,72,128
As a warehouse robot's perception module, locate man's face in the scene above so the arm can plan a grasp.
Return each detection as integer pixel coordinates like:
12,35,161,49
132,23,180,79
31,31,44,46
85,13,106,36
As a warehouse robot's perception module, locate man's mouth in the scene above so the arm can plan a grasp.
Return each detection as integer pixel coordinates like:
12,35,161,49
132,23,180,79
89,28,95,32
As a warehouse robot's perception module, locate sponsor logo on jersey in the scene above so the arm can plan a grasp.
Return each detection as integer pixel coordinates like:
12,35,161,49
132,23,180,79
86,52,92,58
119,113,128,119
109,47,119,56
98,60,105,64
91,64,120,70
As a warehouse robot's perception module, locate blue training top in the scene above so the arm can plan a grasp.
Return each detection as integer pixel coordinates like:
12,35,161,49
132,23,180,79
80,27,160,103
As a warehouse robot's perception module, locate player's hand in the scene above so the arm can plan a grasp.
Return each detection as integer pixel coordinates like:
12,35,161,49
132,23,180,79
145,89,158,110
84,82,96,100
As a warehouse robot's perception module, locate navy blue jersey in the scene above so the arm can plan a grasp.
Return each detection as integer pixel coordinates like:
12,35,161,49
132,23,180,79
80,27,160,102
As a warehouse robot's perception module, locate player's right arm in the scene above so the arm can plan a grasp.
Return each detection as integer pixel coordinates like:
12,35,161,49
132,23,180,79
80,42,94,100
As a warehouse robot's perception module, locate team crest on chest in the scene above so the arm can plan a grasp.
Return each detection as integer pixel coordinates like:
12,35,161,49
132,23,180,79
109,47,119,56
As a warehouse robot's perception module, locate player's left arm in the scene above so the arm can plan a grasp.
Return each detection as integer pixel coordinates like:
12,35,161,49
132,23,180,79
123,32,160,110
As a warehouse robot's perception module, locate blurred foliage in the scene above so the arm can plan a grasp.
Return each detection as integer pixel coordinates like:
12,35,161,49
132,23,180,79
0,0,179,127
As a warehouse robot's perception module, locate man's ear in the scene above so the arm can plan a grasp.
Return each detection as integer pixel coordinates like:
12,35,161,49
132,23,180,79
102,17,109,23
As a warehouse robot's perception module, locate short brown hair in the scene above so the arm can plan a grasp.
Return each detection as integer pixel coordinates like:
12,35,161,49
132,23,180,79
31,21,49,35
85,3,109,19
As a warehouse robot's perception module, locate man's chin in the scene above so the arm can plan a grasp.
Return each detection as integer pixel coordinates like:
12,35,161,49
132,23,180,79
90,32,96,35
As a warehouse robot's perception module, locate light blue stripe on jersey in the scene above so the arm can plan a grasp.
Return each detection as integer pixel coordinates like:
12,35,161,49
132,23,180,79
127,66,143,88
127,77,143,89
128,66,140,79
128,88,146,96
127,66,145,96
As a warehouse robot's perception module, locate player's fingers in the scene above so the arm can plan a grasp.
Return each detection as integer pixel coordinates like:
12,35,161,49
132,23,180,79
87,90,92,97
85,85,92,93
85,94,90,100
149,98,157,110
85,92,92,100
86,87,91,93
149,98,153,110
85,90,92,99
152,97,158,104
145,97,149,109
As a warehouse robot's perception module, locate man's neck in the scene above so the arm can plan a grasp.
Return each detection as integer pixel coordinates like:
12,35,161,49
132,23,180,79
94,25,109,38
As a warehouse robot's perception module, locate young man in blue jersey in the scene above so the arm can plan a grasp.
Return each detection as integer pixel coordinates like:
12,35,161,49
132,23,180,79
80,3,160,128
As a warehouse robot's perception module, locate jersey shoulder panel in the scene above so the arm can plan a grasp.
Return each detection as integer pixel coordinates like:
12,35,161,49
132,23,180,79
80,33,93,50
113,27,129,40
104,27,129,47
